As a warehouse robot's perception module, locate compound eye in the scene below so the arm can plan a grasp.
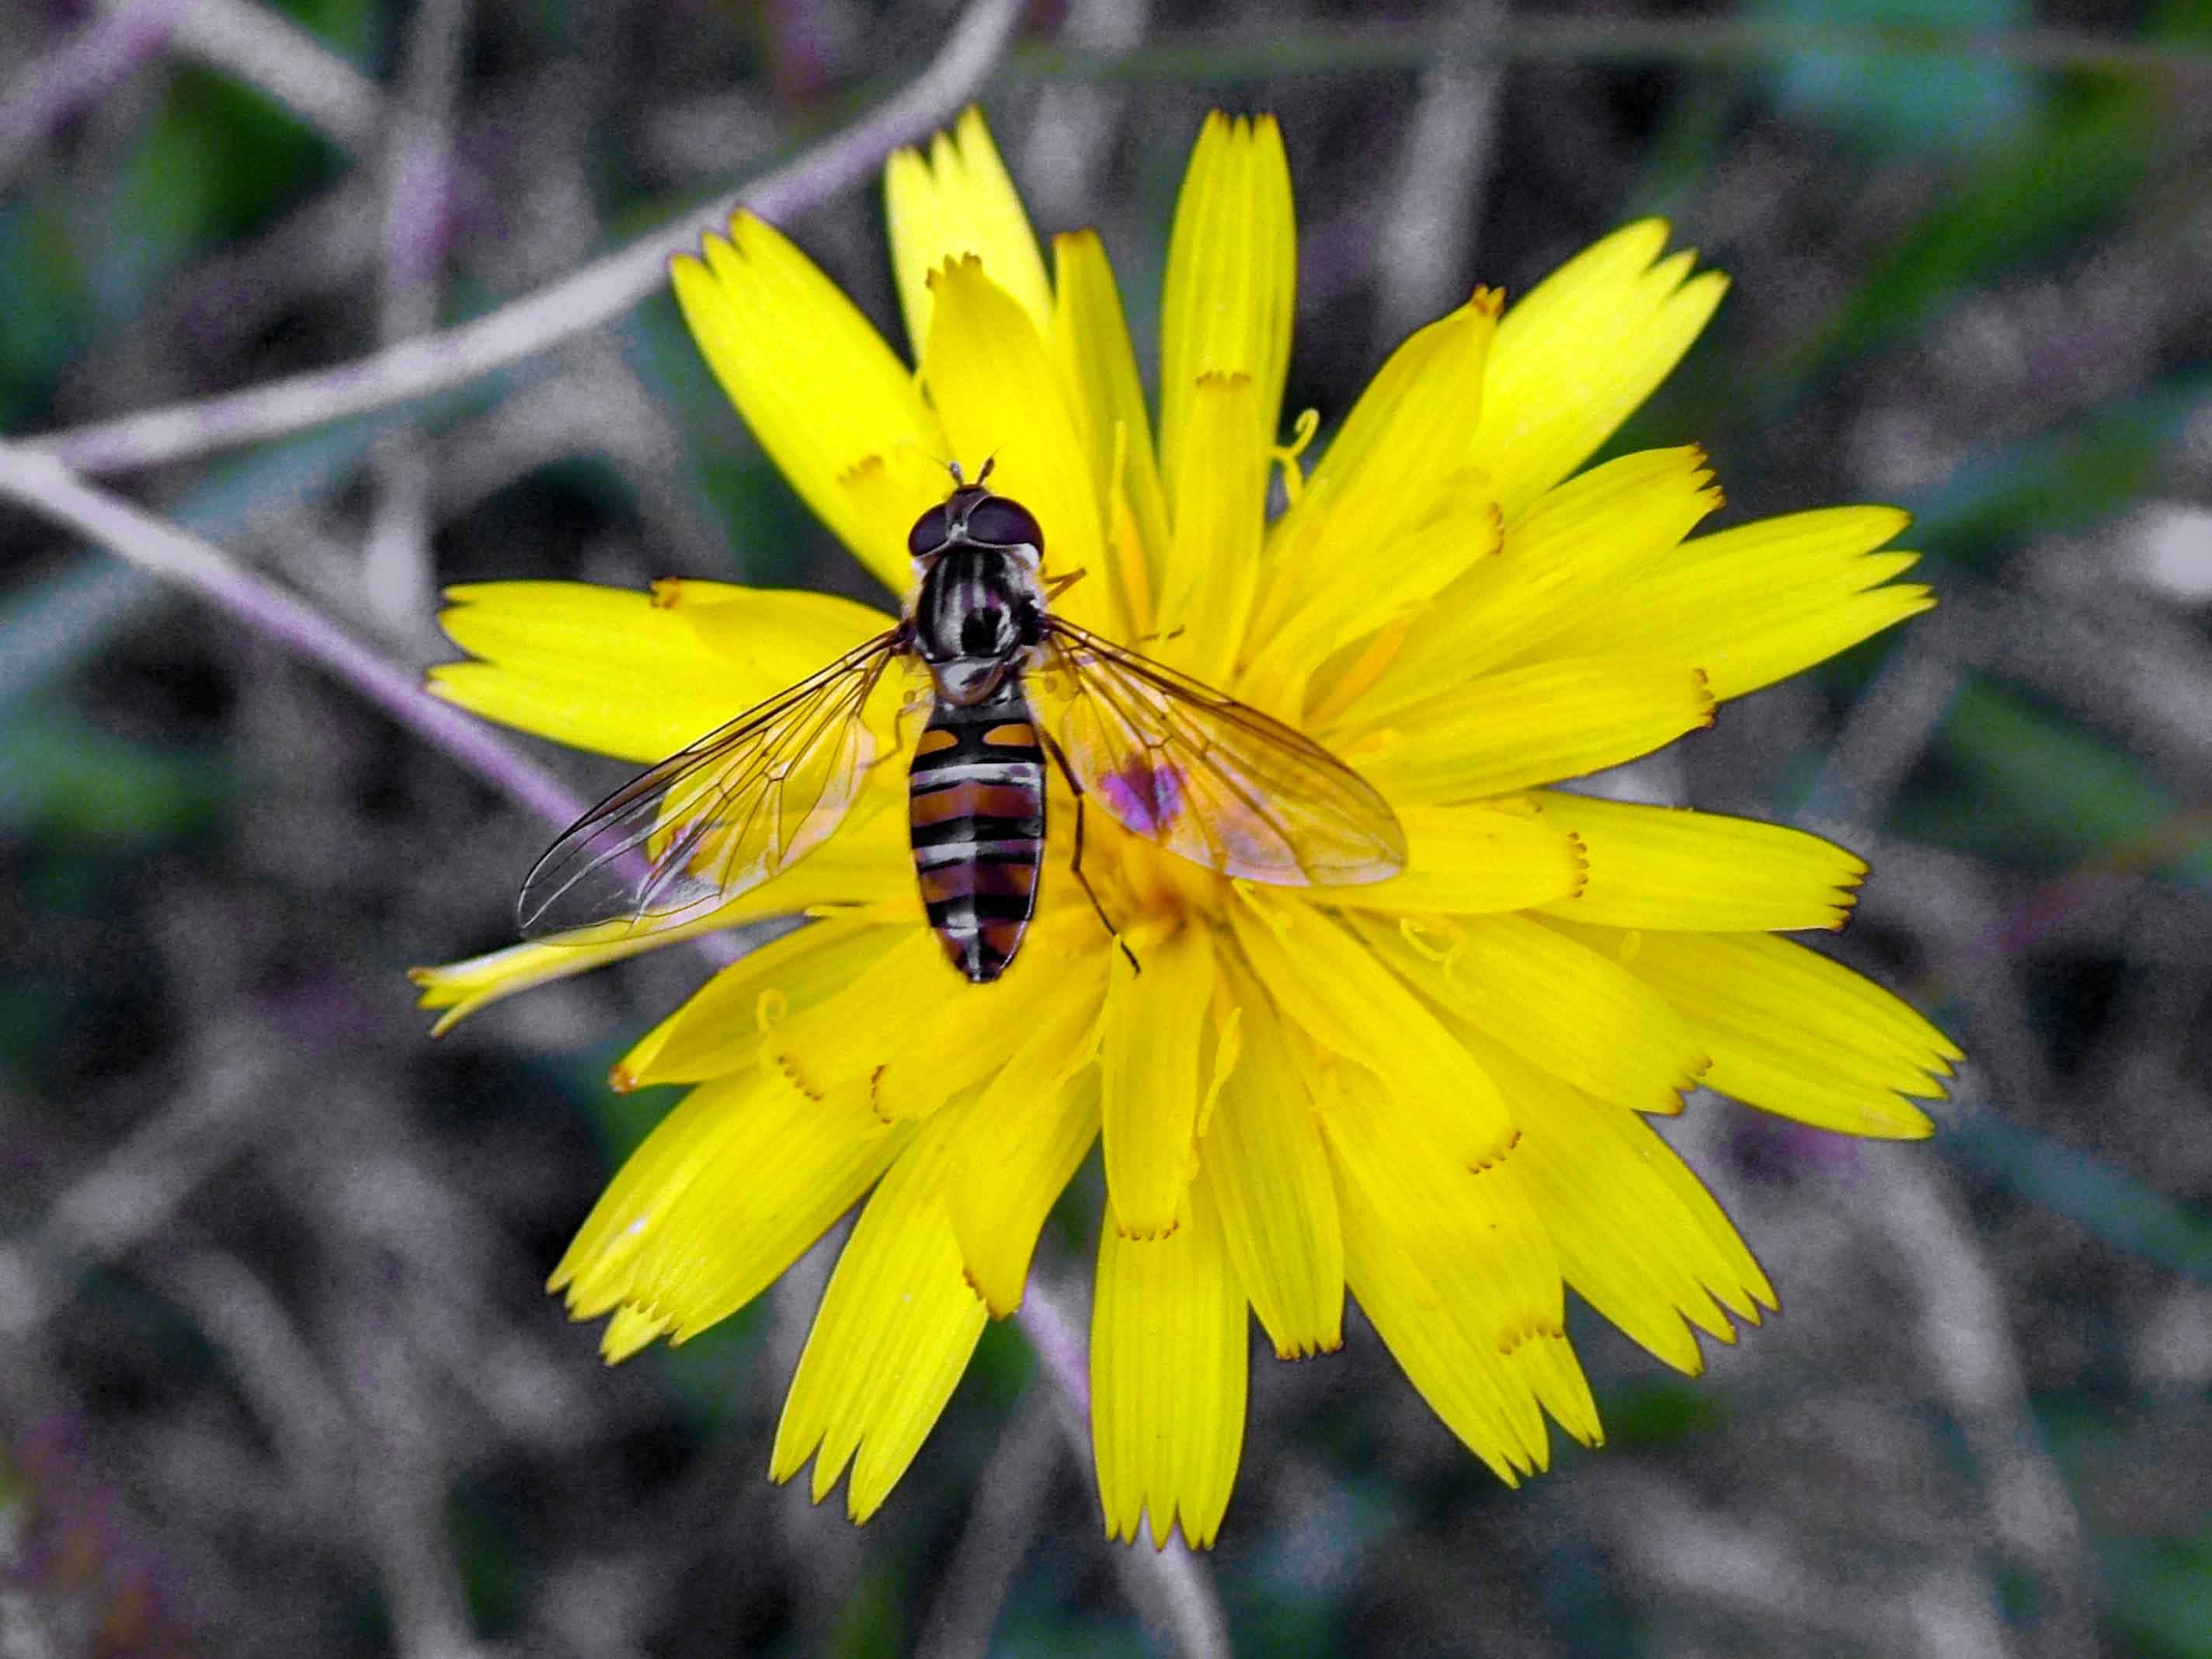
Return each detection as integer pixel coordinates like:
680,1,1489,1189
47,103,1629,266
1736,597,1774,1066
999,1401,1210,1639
906,504,951,560
964,494,1045,551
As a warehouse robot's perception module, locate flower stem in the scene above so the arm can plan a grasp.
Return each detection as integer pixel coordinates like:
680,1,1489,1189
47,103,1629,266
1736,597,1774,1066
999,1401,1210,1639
0,443,591,834
1019,1277,1229,1656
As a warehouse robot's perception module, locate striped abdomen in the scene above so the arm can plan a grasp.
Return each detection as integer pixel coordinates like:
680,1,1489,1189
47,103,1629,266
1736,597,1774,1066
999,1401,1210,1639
908,684,1046,982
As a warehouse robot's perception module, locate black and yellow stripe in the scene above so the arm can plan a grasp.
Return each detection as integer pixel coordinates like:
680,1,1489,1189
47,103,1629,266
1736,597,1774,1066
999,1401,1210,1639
908,683,1047,982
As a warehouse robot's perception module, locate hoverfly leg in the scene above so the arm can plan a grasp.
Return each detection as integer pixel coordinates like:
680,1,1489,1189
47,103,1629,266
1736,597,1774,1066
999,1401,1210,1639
877,677,931,769
1041,727,1139,976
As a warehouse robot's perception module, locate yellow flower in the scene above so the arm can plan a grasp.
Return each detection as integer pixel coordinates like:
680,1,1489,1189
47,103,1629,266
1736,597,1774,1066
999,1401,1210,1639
415,106,1958,1548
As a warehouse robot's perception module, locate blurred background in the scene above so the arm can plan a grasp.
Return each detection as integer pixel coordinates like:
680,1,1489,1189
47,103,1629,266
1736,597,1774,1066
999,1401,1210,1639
2,0,2209,1653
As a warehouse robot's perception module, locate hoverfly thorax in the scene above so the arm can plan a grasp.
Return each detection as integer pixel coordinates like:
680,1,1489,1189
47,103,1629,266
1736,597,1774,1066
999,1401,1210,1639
909,484,1047,709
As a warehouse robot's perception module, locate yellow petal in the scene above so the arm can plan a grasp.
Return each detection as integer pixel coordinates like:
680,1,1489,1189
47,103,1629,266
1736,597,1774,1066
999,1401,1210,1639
1361,911,1707,1115
598,1303,671,1363
920,255,1109,631
870,912,1104,1121
1254,290,1502,655
548,1074,742,1309
1153,371,1264,683
1474,222,1727,523
675,581,906,690
616,910,932,1090
1289,291,1500,528
1159,112,1294,500
412,796,914,1040
622,1081,910,1341
771,1110,988,1521
944,990,1107,1315
1349,448,1720,717
1534,506,1934,701
1322,1064,1584,1478
1265,493,1503,714
672,215,947,592
1329,801,1585,916
1470,1034,1775,1373
1052,229,1171,586
409,920,719,1038
430,580,884,763
1098,923,1217,1239
759,927,964,1099
1229,893,1517,1167
885,105,1053,360
552,1070,908,1338
1349,658,1714,805
1553,921,1956,1138
1201,966,1343,1358
1531,791,1866,933
1338,1196,1525,1483
1091,1170,1247,1549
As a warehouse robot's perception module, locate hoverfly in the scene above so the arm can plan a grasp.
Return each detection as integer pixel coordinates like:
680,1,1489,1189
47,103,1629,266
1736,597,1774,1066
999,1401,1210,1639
518,463,1407,983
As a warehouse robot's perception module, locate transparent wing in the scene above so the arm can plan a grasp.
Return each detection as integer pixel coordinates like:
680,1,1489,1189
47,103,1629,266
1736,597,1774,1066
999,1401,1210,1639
1036,619,1406,885
518,629,905,941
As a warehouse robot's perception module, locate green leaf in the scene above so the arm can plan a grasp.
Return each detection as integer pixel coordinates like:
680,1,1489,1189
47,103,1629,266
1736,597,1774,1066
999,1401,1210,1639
1893,677,2212,891
0,410,502,714
0,706,226,842
1758,72,2169,402
2101,1529,2212,1659
1944,1115,2212,1283
1762,0,2033,155
1906,377,2210,566
1595,1376,1730,1449
0,190,93,416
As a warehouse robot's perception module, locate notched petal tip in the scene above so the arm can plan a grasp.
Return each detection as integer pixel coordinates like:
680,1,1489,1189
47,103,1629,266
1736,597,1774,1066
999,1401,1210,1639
1052,225,1104,263
1496,1317,1566,1358
959,1263,1021,1320
1689,666,1718,727
836,451,889,488
1467,1125,1524,1174
1560,829,1591,898
770,1049,829,1103
1661,1052,1716,1108
923,251,985,291
1114,1216,1183,1243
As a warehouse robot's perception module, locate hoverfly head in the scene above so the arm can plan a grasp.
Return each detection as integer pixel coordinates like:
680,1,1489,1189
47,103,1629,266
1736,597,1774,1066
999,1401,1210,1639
906,499,953,564
955,490,1045,561
914,459,1041,565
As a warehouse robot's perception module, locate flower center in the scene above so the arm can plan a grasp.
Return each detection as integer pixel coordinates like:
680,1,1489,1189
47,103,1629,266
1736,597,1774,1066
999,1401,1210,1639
1088,815,1229,927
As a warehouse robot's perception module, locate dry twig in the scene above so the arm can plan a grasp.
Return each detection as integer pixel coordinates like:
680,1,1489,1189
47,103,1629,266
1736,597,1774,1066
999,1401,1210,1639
23,0,1023,477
